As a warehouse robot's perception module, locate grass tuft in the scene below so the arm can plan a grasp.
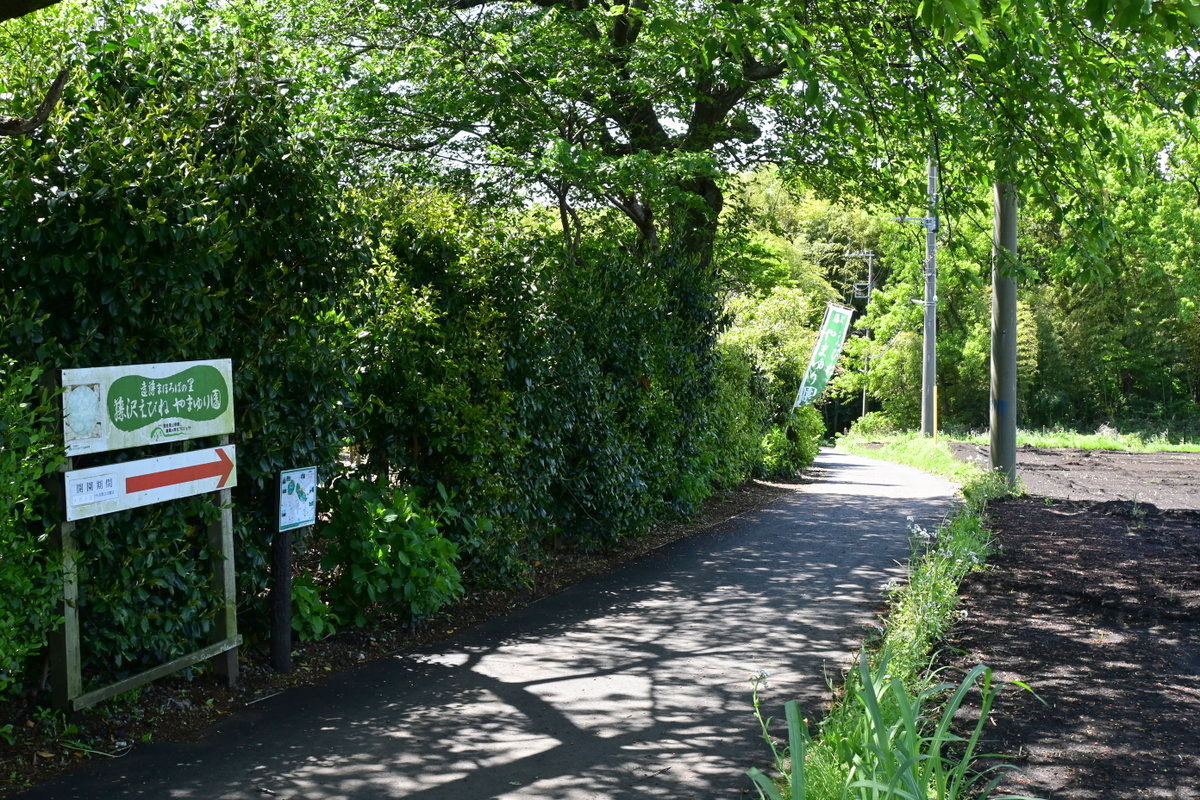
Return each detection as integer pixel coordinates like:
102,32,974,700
836,432,978,481
958,426,1200,453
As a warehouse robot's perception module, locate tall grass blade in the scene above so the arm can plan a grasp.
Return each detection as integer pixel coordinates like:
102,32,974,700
748,767,786,800
784,700,807,800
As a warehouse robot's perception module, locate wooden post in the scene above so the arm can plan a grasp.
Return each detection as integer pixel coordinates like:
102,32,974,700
270,523,293,673
207,434,238,686
44,368,81,711
47,362,241,709
48,462,82,710
272,467,317,672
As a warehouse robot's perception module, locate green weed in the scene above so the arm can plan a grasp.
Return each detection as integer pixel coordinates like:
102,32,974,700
321,479,463,627
836,433,976,483
750,653,1034,800
291,574,340,642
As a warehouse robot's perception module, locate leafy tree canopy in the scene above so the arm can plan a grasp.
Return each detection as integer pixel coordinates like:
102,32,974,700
271,0,1197,272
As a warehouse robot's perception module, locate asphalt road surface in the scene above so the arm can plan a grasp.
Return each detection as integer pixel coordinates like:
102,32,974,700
18,451,957,800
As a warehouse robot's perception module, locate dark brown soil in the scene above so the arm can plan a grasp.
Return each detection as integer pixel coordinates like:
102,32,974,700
0,478,799,797
949,442,1200,511
945,446,1200,799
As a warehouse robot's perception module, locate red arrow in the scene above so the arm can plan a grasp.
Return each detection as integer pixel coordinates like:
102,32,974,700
126,448,234,494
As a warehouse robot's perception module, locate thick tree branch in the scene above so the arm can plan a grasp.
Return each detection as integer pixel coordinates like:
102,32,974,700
0,0,62,23
605,189,657,247
611,0,646,47
335,131,462,152
742,55,785,82
449,0,586,9
0,68,68,137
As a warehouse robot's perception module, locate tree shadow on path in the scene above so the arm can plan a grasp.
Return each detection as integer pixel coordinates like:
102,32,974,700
17,454,956,800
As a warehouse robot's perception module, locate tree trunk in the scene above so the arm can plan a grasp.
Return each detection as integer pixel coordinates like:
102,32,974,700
990,181,1019,486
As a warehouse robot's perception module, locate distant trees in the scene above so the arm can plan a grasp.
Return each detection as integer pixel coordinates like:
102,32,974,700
833,119,1200,433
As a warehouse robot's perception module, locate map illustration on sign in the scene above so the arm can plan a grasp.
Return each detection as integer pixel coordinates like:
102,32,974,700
279,467,318,532
62,360,235,456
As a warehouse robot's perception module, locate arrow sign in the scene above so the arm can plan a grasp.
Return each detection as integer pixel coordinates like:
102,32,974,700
127,447,234,493
66,446,237,521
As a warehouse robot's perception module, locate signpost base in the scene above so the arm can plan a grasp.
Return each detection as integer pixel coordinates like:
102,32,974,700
270,529,293,673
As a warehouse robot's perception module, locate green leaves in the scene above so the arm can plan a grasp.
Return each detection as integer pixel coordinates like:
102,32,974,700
1183,91,1199,117
1,0,369,683
320,480,463,625
0,360,63,696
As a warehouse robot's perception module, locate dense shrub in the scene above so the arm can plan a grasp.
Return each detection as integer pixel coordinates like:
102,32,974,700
320,480,463,627
848,410,900,437
2,7,362,679
758,405,825,478
720,287,828,479
721,287,821,422
702,343,769,488
0,360,62,695
0,6,827,698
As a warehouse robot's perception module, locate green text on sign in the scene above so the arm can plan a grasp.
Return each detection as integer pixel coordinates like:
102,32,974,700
62,359,235,456
107,364,230,432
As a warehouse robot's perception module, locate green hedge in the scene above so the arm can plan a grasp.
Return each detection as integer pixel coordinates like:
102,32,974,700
3,7,362,681
0,360,63,695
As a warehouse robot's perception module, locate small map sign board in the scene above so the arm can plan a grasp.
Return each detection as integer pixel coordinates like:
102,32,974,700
62,359,235,456
65,446,237,521
278,467,317,532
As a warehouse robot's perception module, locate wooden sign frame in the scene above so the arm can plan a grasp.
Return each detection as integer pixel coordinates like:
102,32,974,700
49,367,241,711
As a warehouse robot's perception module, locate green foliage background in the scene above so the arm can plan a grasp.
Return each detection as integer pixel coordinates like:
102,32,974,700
835,130,1200,435
6,0,1195,705
0,360,63,695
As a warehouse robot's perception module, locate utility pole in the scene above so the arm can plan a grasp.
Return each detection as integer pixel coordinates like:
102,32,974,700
847,250,876,416
894,157,939,436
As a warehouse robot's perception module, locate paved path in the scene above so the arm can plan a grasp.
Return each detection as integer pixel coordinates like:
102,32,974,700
18,451,957,800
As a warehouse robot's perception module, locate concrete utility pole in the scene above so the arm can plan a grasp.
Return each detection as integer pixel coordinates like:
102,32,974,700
895,157,939,436
847,250,876,416
991,182,1019,485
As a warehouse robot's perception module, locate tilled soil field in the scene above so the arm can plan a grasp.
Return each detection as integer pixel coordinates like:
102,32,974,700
945,445,1200,799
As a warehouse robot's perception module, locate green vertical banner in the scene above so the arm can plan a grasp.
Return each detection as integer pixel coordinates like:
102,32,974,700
793,303,855,407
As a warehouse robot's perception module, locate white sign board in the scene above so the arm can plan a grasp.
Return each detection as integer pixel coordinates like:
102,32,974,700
279,467,317,532
62,360,235,456
65,446,237,521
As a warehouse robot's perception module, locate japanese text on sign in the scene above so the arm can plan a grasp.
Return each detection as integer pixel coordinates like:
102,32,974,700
793,304,855,408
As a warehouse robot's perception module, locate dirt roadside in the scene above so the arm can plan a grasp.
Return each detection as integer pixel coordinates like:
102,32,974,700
949,441,1200,511
945,444,1200,799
